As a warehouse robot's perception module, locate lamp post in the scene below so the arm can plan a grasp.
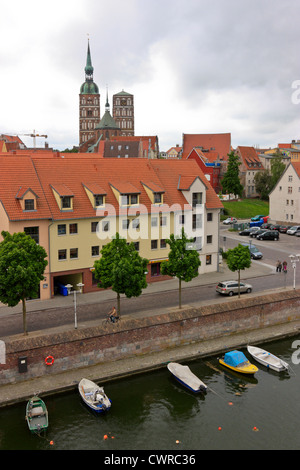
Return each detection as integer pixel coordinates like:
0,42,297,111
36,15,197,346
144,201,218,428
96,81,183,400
288,254,300,290
65,282,84,329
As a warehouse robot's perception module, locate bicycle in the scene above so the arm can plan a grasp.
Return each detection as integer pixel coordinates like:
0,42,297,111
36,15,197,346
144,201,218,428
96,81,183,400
102,314,121,326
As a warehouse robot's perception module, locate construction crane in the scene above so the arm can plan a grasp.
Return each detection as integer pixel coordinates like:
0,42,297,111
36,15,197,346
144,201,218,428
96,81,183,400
18,130,48,148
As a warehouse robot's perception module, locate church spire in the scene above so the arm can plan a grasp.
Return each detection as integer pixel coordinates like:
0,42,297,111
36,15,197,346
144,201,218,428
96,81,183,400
85,39,94,80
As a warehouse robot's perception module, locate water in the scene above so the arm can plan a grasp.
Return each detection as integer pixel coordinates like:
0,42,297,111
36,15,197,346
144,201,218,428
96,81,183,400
0,336,299,451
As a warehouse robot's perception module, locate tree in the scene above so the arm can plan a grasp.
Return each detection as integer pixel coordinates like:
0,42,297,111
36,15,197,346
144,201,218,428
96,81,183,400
93,233,148,315
254,170,272,200
161,228,201,309
226,244,251,298
221,151,243,199
0,231,48,335
270,152,286,190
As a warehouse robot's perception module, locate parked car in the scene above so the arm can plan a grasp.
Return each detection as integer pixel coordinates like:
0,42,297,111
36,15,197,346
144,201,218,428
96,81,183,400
250,229,267,238
241,243,263,259
278,225,288,233
251,215,265,221
256,230,279,240
239,227,259,236
216,280,253,296
295,231,300,237
269,224,281,231
261,223,273,229
287,226,300,235
223,217,237,225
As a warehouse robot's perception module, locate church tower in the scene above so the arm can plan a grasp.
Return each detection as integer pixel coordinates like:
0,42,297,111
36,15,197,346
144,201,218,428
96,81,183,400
79,41,100,145
113,90,134,136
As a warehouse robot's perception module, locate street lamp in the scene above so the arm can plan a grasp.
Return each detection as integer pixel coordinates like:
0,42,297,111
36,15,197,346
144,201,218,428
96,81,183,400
288,254,300,290
65,282,84,329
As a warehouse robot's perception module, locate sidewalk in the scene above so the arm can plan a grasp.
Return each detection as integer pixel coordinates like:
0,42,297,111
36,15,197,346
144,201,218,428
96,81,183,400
0,260,276,316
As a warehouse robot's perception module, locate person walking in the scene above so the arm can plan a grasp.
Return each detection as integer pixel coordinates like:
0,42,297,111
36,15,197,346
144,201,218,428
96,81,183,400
282,261,287,273
276,260,282,272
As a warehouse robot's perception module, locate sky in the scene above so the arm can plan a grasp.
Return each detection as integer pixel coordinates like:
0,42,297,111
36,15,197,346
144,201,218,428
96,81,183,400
0,0,300,152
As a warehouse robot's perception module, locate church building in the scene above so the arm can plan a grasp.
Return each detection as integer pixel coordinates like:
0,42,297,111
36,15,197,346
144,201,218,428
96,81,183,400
79,41,134,147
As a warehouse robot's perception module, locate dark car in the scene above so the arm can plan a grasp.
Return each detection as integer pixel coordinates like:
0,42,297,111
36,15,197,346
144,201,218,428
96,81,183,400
261,223,273,230
279,226,288,233
270,224,281,231
256,230,279,240
239,227,259,236
250,229,267,238
241,243,263,259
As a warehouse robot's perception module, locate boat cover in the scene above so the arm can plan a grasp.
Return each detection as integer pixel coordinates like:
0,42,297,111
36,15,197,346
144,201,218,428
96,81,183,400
224,350,248,367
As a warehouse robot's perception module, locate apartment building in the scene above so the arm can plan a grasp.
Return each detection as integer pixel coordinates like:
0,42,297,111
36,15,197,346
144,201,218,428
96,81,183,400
269,162,300,224
0,153,223,298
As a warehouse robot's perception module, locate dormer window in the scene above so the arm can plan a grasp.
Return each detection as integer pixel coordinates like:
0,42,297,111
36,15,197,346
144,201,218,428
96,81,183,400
82,183,106,210
121,194,139,206
51,184,74,211
94,194,104,207
62,196,72,209
24,199,35,211
154,193,162,204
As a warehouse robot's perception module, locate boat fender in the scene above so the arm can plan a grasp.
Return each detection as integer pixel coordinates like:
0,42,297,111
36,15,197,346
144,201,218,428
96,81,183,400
45,355,54,366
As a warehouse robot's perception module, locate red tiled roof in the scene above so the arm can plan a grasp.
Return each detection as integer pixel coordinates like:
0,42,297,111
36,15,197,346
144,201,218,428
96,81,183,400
182,133,231,160
236,146,263,170
292,162,300,178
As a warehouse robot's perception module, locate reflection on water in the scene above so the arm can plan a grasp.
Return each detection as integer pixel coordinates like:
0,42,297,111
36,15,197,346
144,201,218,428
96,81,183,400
0,336,299,450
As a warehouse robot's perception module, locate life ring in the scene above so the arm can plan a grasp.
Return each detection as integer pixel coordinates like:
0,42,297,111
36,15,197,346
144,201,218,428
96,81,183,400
45,355,54,366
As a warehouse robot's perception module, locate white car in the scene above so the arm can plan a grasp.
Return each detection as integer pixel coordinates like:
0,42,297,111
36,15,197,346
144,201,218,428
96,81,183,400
223,217,237,225
287,226,300,235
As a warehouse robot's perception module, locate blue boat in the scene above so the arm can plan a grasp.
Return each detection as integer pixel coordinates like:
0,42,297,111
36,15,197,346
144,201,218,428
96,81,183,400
219,350,258,375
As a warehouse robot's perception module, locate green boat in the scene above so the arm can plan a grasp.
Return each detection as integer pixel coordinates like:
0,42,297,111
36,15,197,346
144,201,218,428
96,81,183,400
25,396,48,433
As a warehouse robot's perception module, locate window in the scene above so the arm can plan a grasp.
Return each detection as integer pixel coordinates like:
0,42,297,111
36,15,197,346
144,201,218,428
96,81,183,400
154,193,162,204
58,249,67,260
24,226,39,244
192,192,202,207
102,221,109,232
151,217,158,227
179,214,185,225
70,248,78,259
151,240,158,250
122,219,130,230
207,213,213,222
206,255,212,265
58,224,66,235
69,223,78,234
288,187,292,194
61,196,71,209
24,199,35,211
160,239,167,249
94,195,104,207
132,218,140,229
133,241,139,251
91,246,100,257
193,214,201,229
131,194,138,205
151,262,161,277
91,221,98,232
160,216,167,226
288,175,293,182
207,235,213,244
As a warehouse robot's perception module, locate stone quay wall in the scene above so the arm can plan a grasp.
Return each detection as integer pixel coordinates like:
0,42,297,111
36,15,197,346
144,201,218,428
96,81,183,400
1,289,299,385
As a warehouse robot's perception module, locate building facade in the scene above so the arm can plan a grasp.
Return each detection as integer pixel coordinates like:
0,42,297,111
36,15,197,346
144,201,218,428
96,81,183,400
112,90,134,136
269,162,300,224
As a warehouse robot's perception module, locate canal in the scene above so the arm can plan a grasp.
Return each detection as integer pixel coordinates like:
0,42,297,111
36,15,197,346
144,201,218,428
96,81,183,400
0,336,299,451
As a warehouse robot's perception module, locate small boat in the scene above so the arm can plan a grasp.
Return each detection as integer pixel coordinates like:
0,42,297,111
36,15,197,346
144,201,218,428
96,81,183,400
167,362,207,393
79,378,111,413
247,345,289,372
25,396,48,434
219,350,258,375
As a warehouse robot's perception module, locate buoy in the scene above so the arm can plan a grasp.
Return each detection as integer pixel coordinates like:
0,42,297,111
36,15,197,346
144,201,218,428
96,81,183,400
103,434,108,440
252,426,259,432
218,427,222,431
50,440,54,445
228,402,233,406
45,355,54,366
176,440,180,444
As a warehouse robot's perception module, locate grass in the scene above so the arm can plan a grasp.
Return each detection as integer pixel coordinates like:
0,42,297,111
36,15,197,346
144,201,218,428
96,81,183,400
221,198,269,220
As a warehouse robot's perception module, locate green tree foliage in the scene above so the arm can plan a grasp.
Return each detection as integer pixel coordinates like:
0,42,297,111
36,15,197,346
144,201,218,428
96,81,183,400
226,244,251,297
221,151,243,199
161,229,201,308
270,152,286,189
93,233,148,315
254,170,272,200
0,231,48,335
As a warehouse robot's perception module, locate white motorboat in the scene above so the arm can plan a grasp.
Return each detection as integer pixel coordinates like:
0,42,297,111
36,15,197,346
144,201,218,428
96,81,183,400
167,362,207,393
247,345,289,372
79,378,111,413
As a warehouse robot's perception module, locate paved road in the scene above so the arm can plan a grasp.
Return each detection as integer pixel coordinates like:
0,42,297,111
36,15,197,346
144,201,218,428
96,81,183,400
0,226,299,337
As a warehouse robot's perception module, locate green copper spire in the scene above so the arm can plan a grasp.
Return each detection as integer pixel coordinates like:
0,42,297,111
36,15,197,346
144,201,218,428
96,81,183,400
80,40,99,95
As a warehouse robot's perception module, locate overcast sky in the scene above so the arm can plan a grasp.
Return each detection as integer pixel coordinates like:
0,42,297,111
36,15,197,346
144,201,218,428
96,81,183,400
0,0,299,151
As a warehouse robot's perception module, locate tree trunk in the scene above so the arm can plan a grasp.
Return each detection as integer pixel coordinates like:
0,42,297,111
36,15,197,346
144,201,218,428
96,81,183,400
22,297,28,335
179,278,182,309
238,269,241,298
